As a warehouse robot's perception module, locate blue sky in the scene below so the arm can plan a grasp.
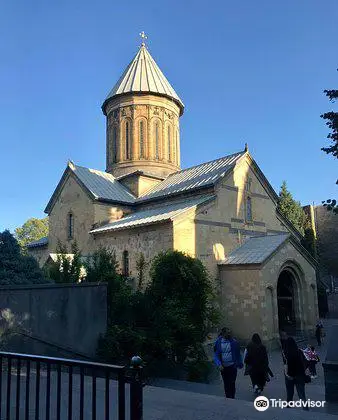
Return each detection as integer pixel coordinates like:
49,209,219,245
0,0,337,232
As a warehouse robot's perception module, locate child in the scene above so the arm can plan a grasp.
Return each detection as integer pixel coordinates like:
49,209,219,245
303,345,320,378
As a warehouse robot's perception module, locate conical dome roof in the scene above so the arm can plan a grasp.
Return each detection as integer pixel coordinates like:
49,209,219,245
103,45,184,114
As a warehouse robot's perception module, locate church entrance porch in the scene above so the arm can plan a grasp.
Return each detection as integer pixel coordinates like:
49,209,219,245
218,234,318,348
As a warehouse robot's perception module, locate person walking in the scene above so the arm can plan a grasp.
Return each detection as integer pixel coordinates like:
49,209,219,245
283,337,310,410
303,345,320,378
244,333,269,394
214,327,243,399
315,320,324,346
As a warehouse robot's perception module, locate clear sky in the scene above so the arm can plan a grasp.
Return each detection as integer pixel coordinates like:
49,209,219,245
0,0,337,232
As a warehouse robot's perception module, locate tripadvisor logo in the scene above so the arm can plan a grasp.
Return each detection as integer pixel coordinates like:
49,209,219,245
254,396,269,411
254,396,326,411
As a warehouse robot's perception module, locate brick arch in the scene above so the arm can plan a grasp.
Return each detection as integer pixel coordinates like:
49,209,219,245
277,259,306,334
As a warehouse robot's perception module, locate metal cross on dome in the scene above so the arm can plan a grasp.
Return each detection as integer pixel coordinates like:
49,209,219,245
139,31,148,46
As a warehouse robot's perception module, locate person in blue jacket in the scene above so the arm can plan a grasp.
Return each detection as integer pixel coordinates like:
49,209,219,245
214,327,243,398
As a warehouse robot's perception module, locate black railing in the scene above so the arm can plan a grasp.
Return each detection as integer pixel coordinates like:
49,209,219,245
0,351,143,420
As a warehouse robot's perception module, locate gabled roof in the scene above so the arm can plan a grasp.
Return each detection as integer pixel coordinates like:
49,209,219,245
27,236,48,248
102,45,184,114
138,151,246,202
90,195,215,234
219,234,290,266
45,162,135,213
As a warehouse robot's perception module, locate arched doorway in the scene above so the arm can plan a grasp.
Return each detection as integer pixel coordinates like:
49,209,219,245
277,269,299,334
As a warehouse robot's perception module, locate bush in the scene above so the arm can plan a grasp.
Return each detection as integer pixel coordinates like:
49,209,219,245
0,230,50,285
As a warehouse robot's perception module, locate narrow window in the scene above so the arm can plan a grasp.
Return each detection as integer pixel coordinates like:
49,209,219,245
125,121,130,159
123,250,129,276
155,122,159,159
167,126,171,161
113,126,117,162
139,121,144,158
246,197,252,221
68,213,74,239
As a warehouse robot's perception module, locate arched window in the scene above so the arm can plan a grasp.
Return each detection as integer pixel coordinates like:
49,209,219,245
246,197,252,221
112,126,117,162
122,250,129,276
139,120,144,158
167,125,171,161
68,213,74,239
155,122,159,159
125,121,130,160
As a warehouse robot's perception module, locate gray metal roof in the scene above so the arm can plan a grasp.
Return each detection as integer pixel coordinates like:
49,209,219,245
26,236,48,248
104,45,184,112
90,195,214,234
139,151,246,202
71,162,136,204
219,234,290,265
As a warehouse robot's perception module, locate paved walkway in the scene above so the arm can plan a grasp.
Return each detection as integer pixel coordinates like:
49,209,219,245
151,318,338,416
1,319,337,419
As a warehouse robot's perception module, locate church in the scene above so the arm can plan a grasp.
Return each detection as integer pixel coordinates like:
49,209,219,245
27,37,318,347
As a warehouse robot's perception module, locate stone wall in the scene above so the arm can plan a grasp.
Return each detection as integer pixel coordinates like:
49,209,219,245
314,205,338,277
0,283,107,358
218,239,317,347
104,94,181,178
48,173,96,254
93,222,173,281
194,156,288,278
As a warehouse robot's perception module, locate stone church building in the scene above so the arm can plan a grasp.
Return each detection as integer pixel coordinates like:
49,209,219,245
28,41,318,346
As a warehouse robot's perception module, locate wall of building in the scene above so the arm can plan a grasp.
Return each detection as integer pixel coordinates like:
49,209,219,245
218,266,262,344
218,239,317,348
48,173,96,254
314,205,338,277
93,222,173,281
0,283,107,358
194,156,288,278
105,94,181,178
27,245,50,267
260,241,318,345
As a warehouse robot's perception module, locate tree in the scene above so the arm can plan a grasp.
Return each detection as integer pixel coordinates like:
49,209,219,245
145,250,218,363
47,241,82,283
277,181,308,234
15,217,49,248
0,230,49,285
135,252,148,290
320,75,337,214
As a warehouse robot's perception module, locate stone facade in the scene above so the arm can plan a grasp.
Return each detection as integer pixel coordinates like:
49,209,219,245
219,240,318,348
104,94,181,179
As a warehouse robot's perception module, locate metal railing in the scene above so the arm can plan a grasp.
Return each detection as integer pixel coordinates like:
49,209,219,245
0,351,143,420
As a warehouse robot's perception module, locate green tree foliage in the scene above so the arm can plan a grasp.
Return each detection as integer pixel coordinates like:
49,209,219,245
47,241,82,283
301,227,317,259
320,76,337,214
96,249,218,369
84,247,132,324
277,181,308,234
0,230,49,285
135,252,148,290
15,217,49,248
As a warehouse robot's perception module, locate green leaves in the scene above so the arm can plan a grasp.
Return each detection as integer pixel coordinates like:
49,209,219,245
320,77,337,210
15,217,48,249
322,199,338,214
0,230,49,285
277,181,308,234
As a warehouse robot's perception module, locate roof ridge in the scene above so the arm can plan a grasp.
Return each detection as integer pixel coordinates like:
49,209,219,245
166,150,246,178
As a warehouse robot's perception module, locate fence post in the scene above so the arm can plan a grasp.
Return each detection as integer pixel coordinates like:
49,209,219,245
130,356,143,420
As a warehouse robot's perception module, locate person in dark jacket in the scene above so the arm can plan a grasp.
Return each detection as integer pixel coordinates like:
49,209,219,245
244,333,269,394
284,337,309,409
315,321,324,346
214,327,243,398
